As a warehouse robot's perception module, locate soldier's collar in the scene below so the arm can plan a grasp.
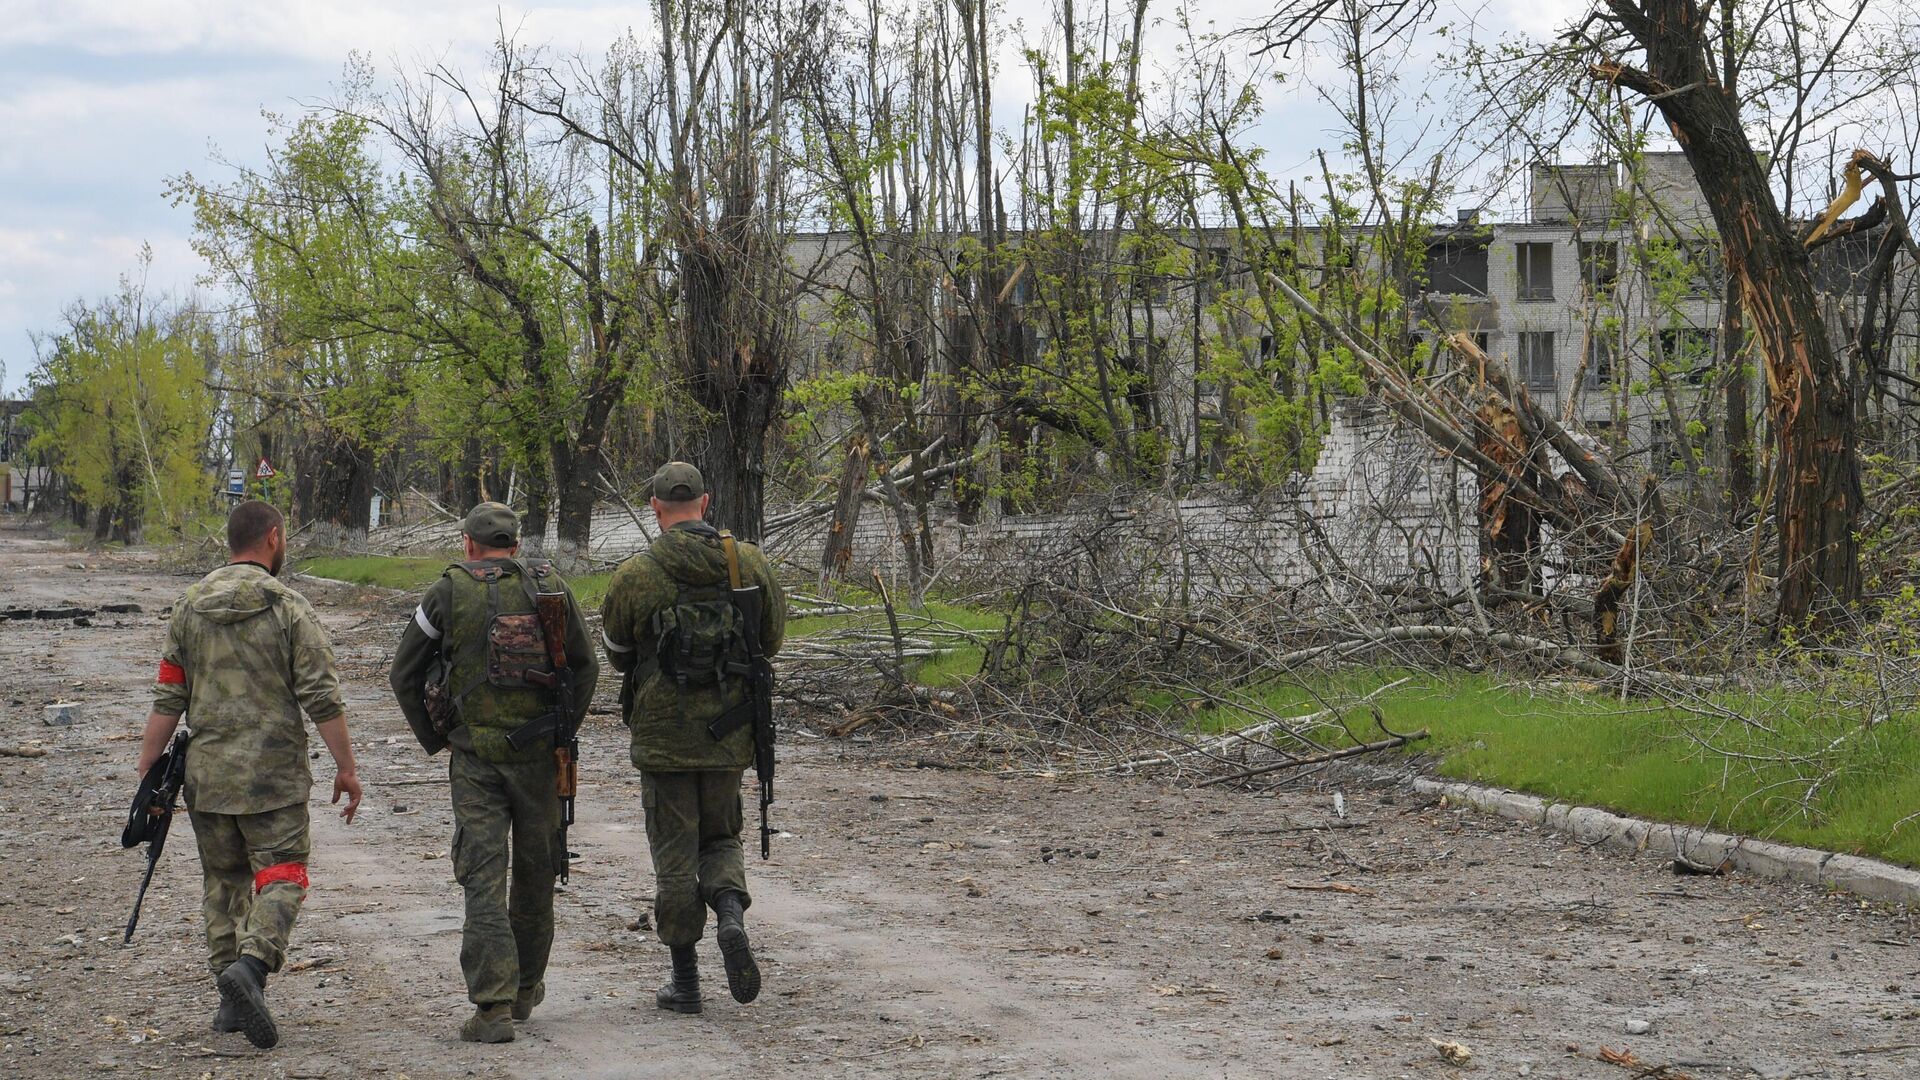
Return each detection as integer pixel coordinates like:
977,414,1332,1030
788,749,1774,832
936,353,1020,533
226,559,276,576
669,520,721,539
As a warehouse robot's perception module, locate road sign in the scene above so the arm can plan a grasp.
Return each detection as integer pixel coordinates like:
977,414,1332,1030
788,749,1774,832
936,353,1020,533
255,457,277,479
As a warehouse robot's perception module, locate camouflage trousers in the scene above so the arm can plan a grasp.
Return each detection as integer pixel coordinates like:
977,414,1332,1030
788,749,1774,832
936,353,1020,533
641,770,750,947
189,802,310,975
450,747,560,1007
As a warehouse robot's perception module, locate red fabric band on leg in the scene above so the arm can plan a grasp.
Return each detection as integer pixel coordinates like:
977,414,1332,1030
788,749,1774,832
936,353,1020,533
156,660,186,685
254,862,309,893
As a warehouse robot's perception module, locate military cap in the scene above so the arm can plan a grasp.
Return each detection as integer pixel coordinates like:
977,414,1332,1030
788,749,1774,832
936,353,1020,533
649,461,705,502
462,501,520,548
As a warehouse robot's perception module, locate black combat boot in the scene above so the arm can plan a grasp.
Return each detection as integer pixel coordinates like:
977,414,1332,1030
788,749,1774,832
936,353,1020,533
216,956,278,1049
656,944,702,1014
713,890,761,1004
210,997,242,1034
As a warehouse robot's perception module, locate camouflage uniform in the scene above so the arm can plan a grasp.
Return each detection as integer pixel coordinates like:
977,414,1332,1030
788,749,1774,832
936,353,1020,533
152,562,345,976
599,521,785,946
389,556,599,1010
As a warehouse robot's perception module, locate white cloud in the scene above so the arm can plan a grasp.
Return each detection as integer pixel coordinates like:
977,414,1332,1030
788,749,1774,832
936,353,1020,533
2,1,645,66
0,0,1591,390
0,220,200,378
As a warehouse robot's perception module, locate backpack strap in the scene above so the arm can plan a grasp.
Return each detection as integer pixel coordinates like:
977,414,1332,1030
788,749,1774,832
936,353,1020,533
508,558,553,608
446,562,507,713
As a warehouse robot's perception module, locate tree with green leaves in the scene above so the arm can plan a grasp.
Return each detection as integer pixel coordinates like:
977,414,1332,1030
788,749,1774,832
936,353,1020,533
27,269,214,543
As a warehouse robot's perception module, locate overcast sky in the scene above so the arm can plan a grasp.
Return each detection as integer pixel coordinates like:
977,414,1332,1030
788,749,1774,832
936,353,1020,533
0,0,1576,392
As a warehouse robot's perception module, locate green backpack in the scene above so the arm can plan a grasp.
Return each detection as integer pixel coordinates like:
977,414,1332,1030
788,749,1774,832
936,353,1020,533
647,557,753,696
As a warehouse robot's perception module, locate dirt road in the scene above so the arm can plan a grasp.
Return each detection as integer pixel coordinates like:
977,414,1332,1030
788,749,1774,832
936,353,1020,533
3,524,1918,1079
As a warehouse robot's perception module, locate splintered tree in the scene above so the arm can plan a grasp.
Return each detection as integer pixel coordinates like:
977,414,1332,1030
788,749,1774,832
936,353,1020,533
654,0,824,538
534,0,827,539
1574,0,1864,626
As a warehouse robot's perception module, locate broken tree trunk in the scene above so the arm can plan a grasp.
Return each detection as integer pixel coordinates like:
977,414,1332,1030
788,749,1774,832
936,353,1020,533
1447,332,1625,510
1590,1,1862,627
1475,397,1541,597
819,433,872,588
1593,504,1655,665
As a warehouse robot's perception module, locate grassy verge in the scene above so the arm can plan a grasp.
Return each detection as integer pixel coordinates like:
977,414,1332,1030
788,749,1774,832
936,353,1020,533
295,554,1918,866
1174,669,1920,868
787,587,1003,687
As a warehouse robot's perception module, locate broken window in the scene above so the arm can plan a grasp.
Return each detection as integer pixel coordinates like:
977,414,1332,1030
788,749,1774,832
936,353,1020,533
1516,242,1555,301
1658,327,1716,384
1585,332,1617,388
1685,246,1722,297
1579,241,1619,294
1424,239,1490,296
1517,331,1556,390
1649,419,1676,473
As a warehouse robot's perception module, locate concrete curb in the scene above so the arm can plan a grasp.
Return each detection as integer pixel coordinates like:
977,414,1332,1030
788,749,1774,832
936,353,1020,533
1408,776,1920,908
293,572,403,592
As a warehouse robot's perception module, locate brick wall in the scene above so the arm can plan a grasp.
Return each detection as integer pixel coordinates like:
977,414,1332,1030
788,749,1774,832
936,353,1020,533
365,400,1478,594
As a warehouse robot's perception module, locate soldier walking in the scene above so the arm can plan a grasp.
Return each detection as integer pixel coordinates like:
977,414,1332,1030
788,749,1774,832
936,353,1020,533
599,463,786,1013
388,502,599,1043
133,500,363,1050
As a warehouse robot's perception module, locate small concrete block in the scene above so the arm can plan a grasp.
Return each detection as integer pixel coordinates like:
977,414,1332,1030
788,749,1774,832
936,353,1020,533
1472,789,1547,824
1543,802,1575,831
1639,824,1681,857
1613,816,1652,853
1673,828,1739,869
1730,839,1829,885
1822,855,1920,906
1565,806,1633,846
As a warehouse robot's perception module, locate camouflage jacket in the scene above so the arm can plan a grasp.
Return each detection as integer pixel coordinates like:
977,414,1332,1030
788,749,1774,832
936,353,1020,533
600,522,785,771
153,562,345,815
388,557,600,761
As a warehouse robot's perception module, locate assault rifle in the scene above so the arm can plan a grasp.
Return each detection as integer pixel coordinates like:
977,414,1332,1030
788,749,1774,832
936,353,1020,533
512,589,580,883
714,535,777,859
121,729,189,942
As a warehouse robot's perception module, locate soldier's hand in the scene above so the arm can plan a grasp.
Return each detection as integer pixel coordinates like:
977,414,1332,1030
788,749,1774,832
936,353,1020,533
333,769,363,824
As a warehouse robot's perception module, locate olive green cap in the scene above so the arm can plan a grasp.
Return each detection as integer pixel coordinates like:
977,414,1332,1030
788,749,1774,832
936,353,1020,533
649,461,705,502
462,501,520,548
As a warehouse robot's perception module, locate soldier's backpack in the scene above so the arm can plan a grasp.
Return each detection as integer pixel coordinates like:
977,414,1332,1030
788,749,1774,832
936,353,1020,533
434,559,557,732
646,554,754,696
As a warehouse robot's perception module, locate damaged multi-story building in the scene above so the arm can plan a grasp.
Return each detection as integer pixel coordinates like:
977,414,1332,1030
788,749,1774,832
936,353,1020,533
783,150,1904,492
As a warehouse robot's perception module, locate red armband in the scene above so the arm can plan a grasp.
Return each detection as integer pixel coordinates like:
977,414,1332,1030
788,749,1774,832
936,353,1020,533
156,660,186,685
254,862,309,892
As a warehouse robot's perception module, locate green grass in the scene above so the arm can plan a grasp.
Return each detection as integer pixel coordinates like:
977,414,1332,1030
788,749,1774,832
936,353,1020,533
788,586,1003,686
300,555,456,591
1171,669,1920,868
